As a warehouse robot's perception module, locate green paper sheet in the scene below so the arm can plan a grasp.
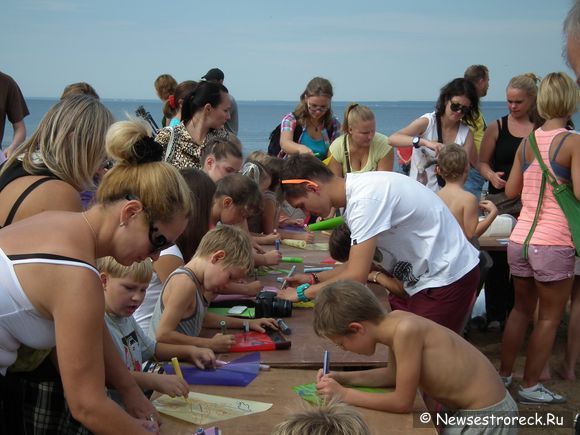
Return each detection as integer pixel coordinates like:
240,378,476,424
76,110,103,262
293,382,388,405
207,307,255,318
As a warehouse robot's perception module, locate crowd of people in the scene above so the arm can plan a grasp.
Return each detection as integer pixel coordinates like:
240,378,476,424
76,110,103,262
0,2,579,433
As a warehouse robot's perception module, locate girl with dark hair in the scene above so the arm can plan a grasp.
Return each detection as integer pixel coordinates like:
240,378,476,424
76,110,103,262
135,168,216,335
155,80,231,170
166,80,198,127
390,77,479,192
279,77,341,159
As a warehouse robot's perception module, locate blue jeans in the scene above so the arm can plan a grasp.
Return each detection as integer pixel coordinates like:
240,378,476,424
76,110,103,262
464,166,485,198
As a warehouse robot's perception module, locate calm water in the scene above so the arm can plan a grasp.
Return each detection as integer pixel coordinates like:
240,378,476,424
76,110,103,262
4,98,579,154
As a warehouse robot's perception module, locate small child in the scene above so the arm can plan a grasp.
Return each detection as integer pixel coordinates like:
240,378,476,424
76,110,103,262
437,144,497,240
149,225,278,352
314,280,517,435
201,137,244,182
245,151,314,244
272,400,371,435
98,257,216,399
329,223,407,299
211,173,281,266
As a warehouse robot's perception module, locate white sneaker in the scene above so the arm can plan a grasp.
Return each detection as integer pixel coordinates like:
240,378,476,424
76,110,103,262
487,320,501,331
517,384,566,404
500,375,512,388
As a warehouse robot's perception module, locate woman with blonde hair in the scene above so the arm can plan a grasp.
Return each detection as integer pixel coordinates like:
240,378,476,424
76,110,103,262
477,73,541,331
499,72,580,404
0,94,113,224
328,103,393,177
0,119,194,433
279,77,341,159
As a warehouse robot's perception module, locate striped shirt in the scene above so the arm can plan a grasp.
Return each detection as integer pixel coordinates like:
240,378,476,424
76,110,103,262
510,128,573,247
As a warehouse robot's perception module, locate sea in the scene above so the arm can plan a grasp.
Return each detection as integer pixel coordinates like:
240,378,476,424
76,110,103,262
4,98,579,154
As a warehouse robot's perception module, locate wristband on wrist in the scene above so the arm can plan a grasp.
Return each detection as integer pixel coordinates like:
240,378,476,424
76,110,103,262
296,283,311,302
372,271,382,283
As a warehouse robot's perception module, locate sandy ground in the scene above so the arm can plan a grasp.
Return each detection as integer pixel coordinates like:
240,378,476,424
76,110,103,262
467,319,579,435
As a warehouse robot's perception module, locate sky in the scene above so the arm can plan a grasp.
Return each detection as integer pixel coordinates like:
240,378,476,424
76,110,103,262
1,0,575,101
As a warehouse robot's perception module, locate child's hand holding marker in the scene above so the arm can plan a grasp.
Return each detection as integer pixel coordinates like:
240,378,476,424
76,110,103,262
210,332,236,352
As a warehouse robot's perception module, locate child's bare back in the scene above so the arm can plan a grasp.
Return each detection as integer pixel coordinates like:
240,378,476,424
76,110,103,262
437,184,479,238
385,310,506,411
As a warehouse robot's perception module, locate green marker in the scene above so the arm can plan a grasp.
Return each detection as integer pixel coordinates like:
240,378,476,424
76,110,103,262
307,216,345,231
281,256,304,263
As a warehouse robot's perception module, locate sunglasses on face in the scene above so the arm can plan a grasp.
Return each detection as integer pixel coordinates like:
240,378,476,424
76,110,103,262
148,222,174,253
450,102,471,115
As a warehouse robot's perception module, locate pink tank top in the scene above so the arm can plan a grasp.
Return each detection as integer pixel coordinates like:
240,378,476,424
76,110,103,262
510,128,573,247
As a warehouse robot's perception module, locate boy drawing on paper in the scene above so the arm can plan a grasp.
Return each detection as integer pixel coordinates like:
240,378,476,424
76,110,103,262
436,144,497,240
98,257,216,398
149,225,278,352
314,280,518,435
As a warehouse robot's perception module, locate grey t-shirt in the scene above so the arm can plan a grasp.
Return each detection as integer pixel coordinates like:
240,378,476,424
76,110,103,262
148,267,208,341
104,313,156,371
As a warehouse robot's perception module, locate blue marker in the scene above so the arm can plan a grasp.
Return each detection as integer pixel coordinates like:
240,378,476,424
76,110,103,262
323,350,330,375
275,239,281,251
304,266,334,273
280,265,297,290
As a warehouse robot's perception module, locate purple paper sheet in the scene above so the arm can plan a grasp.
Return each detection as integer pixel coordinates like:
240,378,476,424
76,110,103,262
164,352,260,387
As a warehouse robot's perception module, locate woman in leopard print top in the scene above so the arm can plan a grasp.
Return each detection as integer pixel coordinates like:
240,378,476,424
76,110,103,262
155,81,231,169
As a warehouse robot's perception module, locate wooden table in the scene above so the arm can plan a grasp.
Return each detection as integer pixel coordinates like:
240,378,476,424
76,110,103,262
478,236,508,252
158,368,437,434
208,232,391,368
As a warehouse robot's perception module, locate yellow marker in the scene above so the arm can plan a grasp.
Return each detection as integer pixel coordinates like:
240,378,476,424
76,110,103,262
171,357,189,402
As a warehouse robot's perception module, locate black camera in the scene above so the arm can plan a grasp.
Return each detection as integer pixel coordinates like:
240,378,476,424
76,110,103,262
254,291,292,318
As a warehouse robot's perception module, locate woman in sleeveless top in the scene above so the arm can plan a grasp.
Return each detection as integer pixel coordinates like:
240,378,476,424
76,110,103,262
155,80,230,170
499,72,580,404
389,77,478,192
477,73,541,331
328,103,393,177
0,119,192,433
280,77,341,159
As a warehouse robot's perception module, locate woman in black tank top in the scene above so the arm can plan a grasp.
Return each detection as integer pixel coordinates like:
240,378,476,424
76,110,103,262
475,73,540,329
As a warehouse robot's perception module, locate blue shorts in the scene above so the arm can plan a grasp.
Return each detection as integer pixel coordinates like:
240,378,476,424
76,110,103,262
507,242,575,282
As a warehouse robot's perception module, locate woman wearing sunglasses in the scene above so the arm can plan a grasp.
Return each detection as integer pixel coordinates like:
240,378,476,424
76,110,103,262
279,77,341,160
0,119,193,434
390,78,479,192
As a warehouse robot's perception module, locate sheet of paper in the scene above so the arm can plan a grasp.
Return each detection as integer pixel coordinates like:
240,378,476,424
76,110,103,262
153,391,272,425
293,382,388,405
164,353,261,386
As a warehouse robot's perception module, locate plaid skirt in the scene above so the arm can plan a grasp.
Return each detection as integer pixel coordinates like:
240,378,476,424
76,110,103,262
0,359,90,435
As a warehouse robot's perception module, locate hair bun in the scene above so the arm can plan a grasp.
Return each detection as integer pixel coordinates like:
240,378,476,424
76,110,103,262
133,136,163,164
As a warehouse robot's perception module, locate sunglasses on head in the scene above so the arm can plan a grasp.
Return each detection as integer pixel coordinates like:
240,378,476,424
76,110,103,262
281,179,320,189
450,102,471,115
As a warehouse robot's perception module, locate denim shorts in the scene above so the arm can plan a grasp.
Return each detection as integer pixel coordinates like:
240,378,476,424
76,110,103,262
508,242,575,282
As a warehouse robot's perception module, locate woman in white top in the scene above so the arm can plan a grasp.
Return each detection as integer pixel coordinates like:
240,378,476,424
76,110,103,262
390,78,479,192
328,103,393,177
0,120,192,434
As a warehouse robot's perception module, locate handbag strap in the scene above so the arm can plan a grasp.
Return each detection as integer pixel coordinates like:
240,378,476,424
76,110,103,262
163,126,176,162
521,132,553,259
343,135,352,174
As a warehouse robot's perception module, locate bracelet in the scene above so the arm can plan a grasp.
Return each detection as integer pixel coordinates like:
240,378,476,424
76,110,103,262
310,272,320,284
372,271,382,283
296,283,311,302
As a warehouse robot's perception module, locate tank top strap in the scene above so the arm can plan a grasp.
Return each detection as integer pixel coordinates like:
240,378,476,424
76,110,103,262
8,253,99,277
3,177,56,227
550,132,573,160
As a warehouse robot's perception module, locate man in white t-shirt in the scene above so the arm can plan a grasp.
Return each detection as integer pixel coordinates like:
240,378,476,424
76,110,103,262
278,154,480,333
